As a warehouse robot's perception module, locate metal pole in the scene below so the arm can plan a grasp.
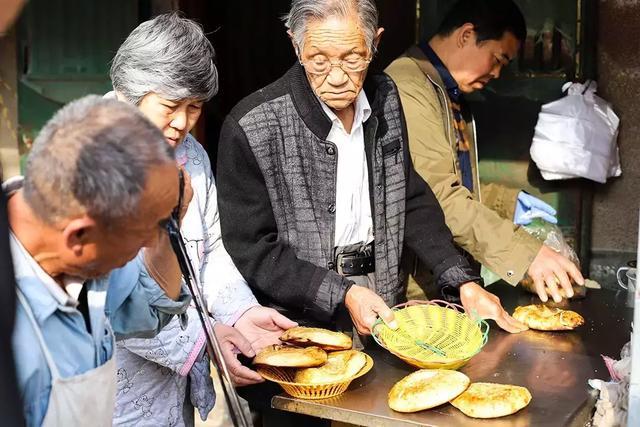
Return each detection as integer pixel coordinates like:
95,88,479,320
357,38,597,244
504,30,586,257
628,206,640,426
167,217,250,427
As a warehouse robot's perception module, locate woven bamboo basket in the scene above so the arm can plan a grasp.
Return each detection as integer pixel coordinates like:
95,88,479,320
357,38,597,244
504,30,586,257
372,300,489,370
256,353,374,400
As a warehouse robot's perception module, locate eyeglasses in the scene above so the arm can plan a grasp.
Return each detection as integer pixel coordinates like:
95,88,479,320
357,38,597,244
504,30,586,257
300,55,372,76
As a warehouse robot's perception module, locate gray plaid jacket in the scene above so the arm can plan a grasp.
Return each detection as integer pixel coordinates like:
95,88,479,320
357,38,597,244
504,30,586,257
217,64,479,325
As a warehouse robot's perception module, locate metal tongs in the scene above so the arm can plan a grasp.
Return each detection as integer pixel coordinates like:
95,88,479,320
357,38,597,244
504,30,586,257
165,170,250,427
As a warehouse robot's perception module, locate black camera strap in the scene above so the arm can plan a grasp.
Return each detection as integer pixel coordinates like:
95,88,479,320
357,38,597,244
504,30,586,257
167,169,250,427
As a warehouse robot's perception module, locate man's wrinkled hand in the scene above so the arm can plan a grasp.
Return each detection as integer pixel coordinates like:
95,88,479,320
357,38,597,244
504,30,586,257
213,323,264,386
344,285,397,335
234,306,298,353
459,282,528,334
528,245,585,303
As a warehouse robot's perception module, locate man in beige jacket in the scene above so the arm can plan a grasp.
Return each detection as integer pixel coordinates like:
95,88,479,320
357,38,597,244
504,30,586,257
386,0,584,319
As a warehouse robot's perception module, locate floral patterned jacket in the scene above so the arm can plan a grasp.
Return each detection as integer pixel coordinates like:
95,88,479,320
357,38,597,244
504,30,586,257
113,134,259,426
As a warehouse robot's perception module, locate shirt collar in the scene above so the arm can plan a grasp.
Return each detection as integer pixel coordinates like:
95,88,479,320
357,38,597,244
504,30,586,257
3,177,79,321
318,89,372,133
419,41,461,102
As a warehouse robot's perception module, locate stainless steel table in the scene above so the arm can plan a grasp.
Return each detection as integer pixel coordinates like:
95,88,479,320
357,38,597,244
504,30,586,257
272,282,632,426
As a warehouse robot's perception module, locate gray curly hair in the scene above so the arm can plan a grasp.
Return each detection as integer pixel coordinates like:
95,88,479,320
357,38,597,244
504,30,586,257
110,12,218,105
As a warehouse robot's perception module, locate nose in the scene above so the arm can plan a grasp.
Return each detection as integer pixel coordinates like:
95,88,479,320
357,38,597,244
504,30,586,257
170,109,188,131
326,65,349,87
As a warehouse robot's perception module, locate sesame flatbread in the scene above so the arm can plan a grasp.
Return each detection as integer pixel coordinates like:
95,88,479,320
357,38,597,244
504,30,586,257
280,326,352,351
388,369,470,413
293,350,367,384
450,382,532,419
512,304,584,331
253,345,327,368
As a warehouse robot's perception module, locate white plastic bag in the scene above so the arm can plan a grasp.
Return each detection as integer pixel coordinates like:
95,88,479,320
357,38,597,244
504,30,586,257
530,81,621,183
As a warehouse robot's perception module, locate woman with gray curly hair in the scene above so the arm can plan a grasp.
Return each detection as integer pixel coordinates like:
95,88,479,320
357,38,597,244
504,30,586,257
108,13,296,426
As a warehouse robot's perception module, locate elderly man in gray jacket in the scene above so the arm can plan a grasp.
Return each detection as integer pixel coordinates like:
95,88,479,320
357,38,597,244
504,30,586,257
217,1,523,425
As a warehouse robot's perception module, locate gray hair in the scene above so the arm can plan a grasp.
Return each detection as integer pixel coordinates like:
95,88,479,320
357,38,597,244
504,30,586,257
23,95,174,225
110,12,218,105
284,0,379,54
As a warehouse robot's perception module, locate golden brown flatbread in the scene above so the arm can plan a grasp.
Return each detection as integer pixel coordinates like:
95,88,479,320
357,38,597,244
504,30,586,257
280,326,352,350
388,369,470,413
293,350,367,384
253,345,327,368
450,382,532,419
512,304,584,331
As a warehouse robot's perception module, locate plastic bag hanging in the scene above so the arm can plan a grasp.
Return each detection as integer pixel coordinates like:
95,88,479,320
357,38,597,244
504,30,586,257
530,80,621,183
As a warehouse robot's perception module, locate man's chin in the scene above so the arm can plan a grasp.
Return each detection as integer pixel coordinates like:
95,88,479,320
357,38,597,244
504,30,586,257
466,80,490,92
458,84,477,94
322,98,356,111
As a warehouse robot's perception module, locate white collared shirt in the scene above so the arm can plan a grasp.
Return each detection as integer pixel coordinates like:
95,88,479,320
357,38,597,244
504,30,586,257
319,90,373,247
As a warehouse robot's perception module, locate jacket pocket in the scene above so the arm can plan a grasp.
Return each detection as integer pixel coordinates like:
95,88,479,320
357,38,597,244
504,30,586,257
382,139,401,157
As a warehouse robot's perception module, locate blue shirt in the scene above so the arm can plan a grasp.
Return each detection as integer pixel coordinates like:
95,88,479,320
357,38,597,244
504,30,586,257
419,41,461,102
10,229,190,426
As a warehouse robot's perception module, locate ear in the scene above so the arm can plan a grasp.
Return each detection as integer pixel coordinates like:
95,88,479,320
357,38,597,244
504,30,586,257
114,90,126,102
457,23,476,48
373,27,385,52
286,30,300,57
61,215,98,257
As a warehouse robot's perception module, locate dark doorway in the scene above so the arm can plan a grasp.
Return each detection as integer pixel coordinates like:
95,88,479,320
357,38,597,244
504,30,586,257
178,0,419,167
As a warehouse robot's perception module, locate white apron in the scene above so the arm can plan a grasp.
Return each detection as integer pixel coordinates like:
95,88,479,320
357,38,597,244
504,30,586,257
17,288,117,427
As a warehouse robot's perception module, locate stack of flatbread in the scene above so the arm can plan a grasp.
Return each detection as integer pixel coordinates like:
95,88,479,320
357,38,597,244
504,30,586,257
388,369,532,419
253,345,327,368
294,350,367,384
512,304,584,331
253,327,367,385
280,326,352,350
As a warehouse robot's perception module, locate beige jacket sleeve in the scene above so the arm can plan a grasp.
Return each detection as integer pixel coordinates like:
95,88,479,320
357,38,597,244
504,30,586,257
386,59,541,285
480,182,521,221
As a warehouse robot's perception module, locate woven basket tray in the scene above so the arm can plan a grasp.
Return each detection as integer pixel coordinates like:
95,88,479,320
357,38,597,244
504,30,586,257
256,353,374,400
372,300,489,370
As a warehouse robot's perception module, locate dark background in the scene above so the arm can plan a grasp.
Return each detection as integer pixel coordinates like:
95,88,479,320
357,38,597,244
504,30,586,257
177,0,418,163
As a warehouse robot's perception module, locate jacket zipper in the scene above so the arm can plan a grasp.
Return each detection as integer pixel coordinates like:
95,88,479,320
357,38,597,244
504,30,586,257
328,140,338,253
470,116,482,203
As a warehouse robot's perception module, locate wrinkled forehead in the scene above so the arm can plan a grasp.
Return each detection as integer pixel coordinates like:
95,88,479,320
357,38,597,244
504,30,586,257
302,16,368,55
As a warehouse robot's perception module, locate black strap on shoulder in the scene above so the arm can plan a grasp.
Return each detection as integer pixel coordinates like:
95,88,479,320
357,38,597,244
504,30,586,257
77,284,91,335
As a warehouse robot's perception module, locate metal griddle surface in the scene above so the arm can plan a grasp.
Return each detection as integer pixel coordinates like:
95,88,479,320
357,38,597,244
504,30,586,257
272,283,632,426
